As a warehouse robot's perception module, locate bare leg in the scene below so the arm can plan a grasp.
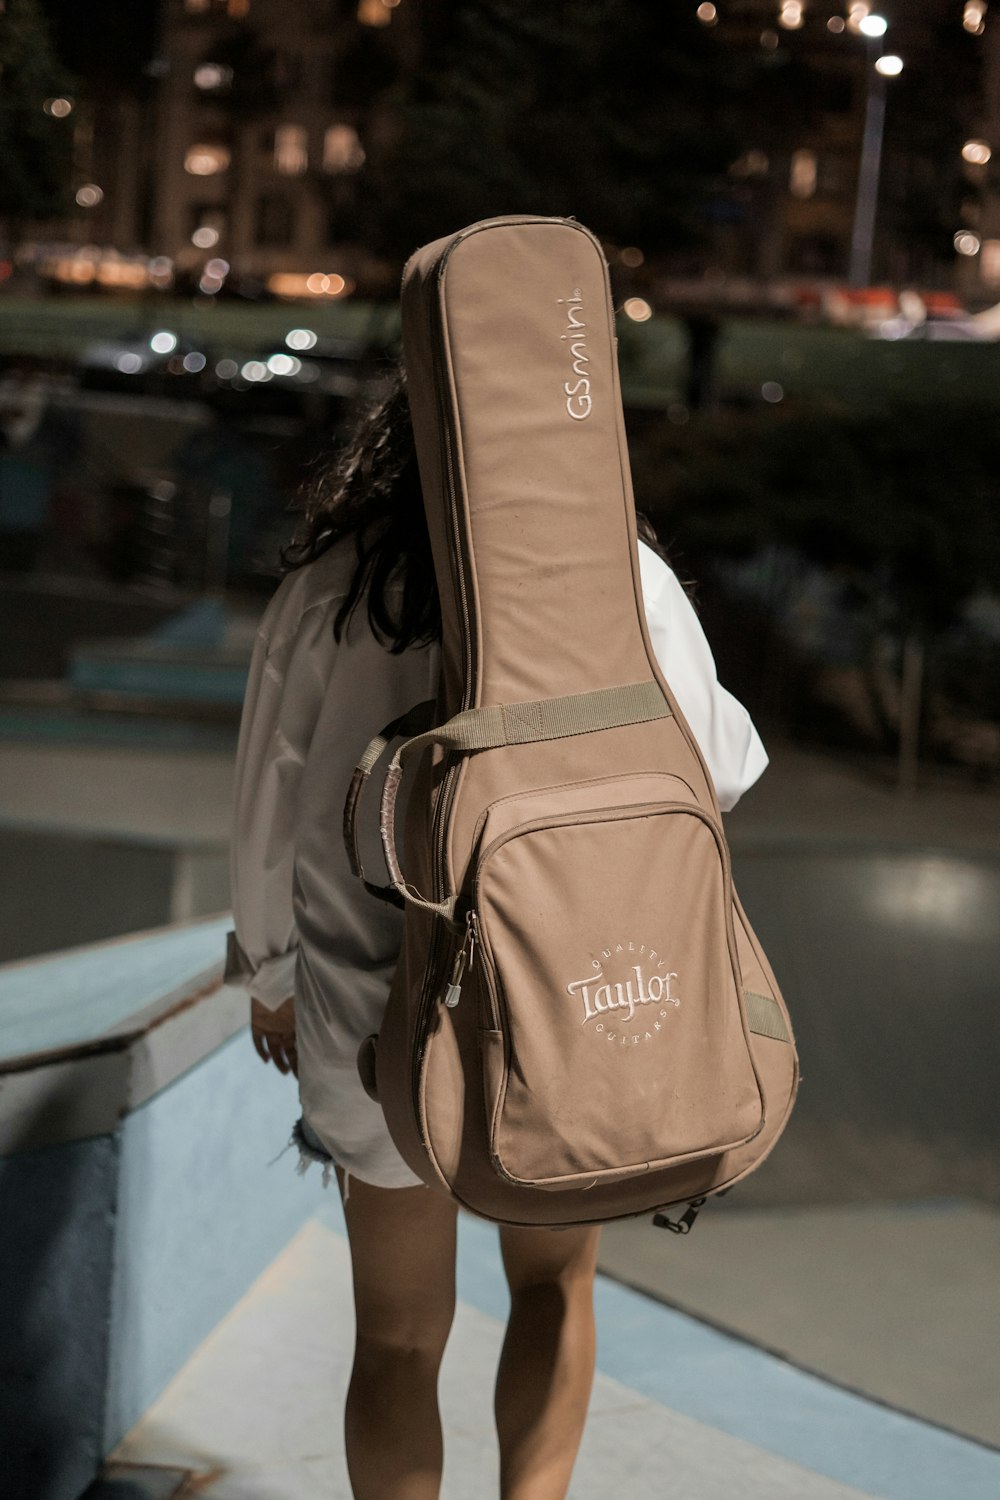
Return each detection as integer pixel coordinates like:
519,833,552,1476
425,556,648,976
495,1224,602,1500
338,1169,459,1500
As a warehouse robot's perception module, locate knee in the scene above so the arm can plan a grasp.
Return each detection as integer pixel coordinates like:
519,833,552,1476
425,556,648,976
353,1297,455,1369
507,1262,596,1320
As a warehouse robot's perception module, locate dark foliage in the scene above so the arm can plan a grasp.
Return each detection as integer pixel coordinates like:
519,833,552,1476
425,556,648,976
630,401,1000,635
0,0,75,222
357,0,739,263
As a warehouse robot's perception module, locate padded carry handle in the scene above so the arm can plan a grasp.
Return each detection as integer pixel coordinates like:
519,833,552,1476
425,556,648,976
343,699,436,908
375,680,673,919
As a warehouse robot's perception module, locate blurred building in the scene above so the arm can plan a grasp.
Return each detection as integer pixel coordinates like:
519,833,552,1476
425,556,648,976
18,0,1000,303
964,2,1000,299
153,0,421,293
700,0,998,297
706,0,866,284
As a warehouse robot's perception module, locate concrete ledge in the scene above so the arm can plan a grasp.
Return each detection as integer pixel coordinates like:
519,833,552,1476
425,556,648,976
0,918,318,1500
0,828,230,966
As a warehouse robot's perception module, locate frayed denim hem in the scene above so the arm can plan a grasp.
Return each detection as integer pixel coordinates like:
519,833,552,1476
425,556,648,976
291,1117,336,1190
267,1116,345,1194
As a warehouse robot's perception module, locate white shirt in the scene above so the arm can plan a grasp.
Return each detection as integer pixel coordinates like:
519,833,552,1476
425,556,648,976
230,538,768,1188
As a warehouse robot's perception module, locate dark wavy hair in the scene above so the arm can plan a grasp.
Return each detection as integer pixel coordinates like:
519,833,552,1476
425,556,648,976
282,367,440,653
283,365,678,653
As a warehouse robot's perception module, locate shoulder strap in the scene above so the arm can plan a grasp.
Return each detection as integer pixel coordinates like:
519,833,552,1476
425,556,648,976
342,699,437,908
374,681,672,919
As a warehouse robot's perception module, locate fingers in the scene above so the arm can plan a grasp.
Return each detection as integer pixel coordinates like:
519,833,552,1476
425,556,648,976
274,1040,298,1077
250,996,298,1073
251,1025,298,1077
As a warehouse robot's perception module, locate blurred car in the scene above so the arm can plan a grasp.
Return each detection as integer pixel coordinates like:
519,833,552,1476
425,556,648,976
212,333,395,405
80,330,212,395
871,315,993,341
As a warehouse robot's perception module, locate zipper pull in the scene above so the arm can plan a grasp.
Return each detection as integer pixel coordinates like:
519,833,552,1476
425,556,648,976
444,911,477,1008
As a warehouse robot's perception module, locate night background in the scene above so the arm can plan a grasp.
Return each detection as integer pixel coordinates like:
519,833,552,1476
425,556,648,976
1,6,999,1499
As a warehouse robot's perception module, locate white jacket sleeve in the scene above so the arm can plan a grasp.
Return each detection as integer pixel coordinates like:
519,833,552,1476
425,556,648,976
638,541,768,812
229,586,338,1009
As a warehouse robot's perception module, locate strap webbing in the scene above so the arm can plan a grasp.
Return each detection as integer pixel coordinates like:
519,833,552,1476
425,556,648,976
744,990,790,1043
342,699,436,903
378,680,672,917
395,680,672,767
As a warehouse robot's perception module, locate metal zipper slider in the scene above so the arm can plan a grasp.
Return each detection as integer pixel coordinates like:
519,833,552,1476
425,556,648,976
444,911,477,1008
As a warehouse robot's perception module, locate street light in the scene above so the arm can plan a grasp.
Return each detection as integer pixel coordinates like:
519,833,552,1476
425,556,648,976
848,20,904,287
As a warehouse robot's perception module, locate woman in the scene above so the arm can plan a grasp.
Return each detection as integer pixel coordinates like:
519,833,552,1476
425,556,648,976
230,370,768,1500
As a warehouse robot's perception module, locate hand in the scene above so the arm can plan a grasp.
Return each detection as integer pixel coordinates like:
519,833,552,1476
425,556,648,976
251,995,298,1077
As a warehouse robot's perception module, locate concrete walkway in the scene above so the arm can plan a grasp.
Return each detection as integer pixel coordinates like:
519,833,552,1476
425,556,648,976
106,1196,1000,1500
599,1200,1000,1447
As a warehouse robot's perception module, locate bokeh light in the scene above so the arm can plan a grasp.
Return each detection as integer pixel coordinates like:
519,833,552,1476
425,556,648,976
623,298,653,322
962,139,992,165
184,145,230,176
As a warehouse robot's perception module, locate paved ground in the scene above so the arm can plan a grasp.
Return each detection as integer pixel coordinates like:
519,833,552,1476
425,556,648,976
107,1198,1000,1500
725,739,1000,859
598,1199,1000,1447
3,729,999,1449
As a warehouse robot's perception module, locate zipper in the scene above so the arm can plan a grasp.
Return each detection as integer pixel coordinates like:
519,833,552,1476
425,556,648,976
443,910,478,1006
410,249,480,1116
471,798,766,1186
440,909,502,1029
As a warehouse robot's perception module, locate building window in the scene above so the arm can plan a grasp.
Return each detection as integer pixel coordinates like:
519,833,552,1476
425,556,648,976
193,62,234,91
184,143,231,176
323,124,365,173
788,234,841,276
816,153,846,198
789,149,818,199
357,0,392,26
981,240,1000,286
189,205,227,248
256,194,294,247
274,125,308,176
274,52,303,91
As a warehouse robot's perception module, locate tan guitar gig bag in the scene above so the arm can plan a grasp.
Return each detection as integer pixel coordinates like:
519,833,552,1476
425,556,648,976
345,215,798,1229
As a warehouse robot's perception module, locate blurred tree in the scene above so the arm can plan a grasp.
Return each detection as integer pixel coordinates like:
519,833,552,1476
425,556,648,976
43,0,158,95
0,0,75,223
632,403,1000,637
358,0,739,264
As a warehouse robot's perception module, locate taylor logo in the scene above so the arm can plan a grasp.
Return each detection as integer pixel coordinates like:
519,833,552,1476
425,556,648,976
566,939,680,1048
558,290,592,420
